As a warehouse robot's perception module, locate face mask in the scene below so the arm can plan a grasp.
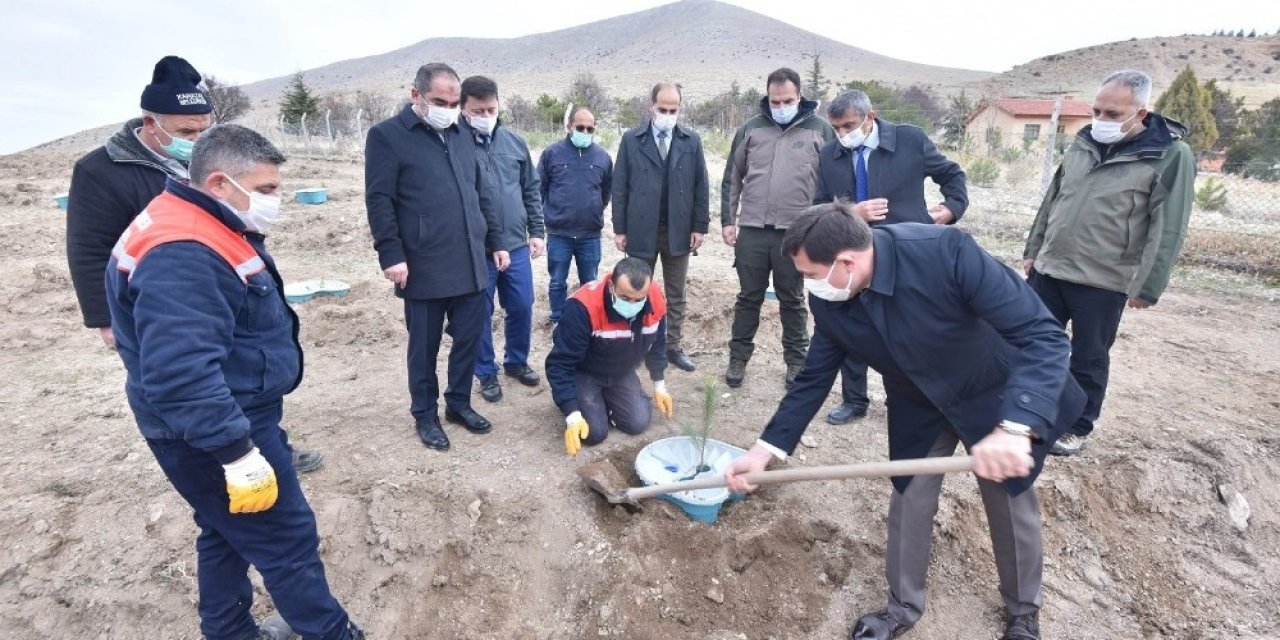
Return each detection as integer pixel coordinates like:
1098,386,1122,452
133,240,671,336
223,175,282,232
153,121,195,162
652,112,678,132
570,130,594,149
838,120,868,150
1090,112,1137,144
425,104,460,130
468,114,497,135
804,261,854,302
611,289,646,319
771,103,798,125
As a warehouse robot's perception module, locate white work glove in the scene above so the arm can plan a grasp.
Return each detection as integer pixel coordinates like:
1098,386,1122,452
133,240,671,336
222,447,278,514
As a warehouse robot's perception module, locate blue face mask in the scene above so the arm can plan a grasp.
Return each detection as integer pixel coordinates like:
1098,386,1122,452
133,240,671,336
154,120,195,162
570,130,593,149
611,292,646,319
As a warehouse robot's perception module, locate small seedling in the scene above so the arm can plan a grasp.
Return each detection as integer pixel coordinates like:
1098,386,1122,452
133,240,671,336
678,377,719,480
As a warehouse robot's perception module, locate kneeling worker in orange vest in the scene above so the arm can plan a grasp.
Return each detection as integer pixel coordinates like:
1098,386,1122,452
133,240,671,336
106,124,363,640
546,257,675,455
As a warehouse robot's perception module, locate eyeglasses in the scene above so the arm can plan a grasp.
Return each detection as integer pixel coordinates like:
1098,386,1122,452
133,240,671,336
574,125,596,133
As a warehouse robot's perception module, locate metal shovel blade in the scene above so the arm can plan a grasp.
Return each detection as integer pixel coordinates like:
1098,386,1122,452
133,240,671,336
576,459,640,506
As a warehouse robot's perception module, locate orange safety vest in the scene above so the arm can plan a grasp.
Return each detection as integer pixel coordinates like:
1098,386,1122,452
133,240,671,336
570,272,666,340
112,191,265,283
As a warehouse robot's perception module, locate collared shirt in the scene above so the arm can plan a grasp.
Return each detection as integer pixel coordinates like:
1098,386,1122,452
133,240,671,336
133,128,189,179
651,121,671,157
851,119,881,171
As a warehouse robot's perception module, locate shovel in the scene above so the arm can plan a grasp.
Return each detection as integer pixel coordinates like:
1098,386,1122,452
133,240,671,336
578,456,975,508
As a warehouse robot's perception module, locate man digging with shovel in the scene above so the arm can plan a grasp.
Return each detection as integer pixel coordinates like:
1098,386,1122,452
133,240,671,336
725,202,1086,640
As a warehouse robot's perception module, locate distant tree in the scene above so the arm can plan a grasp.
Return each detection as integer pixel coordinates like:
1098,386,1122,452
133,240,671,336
939,90,973,151
1203,79,1245,151
1154,67,1219,153
1236,29,1245,37
840,79,930,130
503,95,538,132
613,94,651,129
899,85,943,126
534,93,569,131
205,75,250,123
318,94,356,136
566,73,613,121
354,90,398,124
279,72,322,127
1248,29,1257,37
1224,98,1280,181
804,53,831,103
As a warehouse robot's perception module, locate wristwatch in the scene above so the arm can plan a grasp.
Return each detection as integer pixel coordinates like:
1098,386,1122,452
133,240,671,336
999,420,1038,440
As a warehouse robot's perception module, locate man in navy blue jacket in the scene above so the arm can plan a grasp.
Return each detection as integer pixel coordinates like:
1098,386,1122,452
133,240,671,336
726,203,1084,640
813,89,968,425
460,75,546,403
538,107,613,325
106,125,362,640
365,63,508,451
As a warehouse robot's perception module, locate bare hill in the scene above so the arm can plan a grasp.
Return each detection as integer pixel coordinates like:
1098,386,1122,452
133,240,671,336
968,34,1280,105
238,0,991,108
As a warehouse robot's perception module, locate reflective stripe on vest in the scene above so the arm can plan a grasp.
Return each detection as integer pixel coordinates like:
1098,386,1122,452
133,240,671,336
570,272,666,340
112,191,264,283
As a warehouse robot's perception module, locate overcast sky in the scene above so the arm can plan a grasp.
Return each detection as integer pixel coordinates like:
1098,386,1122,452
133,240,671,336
1,0,1270,154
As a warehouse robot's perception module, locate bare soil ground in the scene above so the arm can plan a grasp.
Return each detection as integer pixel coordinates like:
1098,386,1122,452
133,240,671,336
0,151,1277,639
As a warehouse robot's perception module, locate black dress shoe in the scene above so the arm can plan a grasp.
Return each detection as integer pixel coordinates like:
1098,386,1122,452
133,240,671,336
415,416,450,451
850,609,911,640
826,402,869,425
667,348,696,372
445,407,492,434
504,365,541,387
479,376,503,403
1001,611,1039,640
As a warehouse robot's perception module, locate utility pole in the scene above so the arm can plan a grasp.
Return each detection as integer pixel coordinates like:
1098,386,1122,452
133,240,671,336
1040,95,1063,198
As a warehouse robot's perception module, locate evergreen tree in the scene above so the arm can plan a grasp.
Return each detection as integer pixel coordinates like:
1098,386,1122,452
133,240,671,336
1203,79,1245,151
279,72,321,127
939,90,973,151
1154,67,1219,153
1225,98,1280,181
804,53,831,103
1248,29,1257,37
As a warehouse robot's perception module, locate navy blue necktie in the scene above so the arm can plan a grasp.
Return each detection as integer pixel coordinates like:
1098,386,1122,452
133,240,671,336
854,146,869,203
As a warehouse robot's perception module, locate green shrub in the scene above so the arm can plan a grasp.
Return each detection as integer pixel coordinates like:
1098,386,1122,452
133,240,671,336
1195,176,1229,211
966,158,1001,187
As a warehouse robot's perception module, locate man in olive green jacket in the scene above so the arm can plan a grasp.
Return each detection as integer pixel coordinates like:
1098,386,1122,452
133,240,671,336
1023,69,1195,457
720,67,835,389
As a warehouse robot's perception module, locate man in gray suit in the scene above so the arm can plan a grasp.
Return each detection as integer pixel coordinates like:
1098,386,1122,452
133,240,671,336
612,82,710,372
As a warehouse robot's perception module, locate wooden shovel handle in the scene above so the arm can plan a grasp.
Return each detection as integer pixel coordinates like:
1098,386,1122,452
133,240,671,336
624,456,974,501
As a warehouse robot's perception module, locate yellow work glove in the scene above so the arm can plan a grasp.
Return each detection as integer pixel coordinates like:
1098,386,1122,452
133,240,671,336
222,447,278,514
564,411,589,456
654,380,674,419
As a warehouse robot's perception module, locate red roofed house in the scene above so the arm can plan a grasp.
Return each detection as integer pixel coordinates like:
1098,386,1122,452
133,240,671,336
966,98,1094,149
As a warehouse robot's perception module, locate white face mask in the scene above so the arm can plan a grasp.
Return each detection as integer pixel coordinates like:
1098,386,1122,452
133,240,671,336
838,120,869,150
804,261,854,302
468,114,497,135
652,112,678,132
424,103,460,130
1090,112,1138,144
771,103,798,125
224,175,281,232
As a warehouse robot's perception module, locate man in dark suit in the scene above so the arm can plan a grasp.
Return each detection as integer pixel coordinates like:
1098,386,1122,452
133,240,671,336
612,81,710,372
813,89,968,425
365,62,508,451
727,203,1084,640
